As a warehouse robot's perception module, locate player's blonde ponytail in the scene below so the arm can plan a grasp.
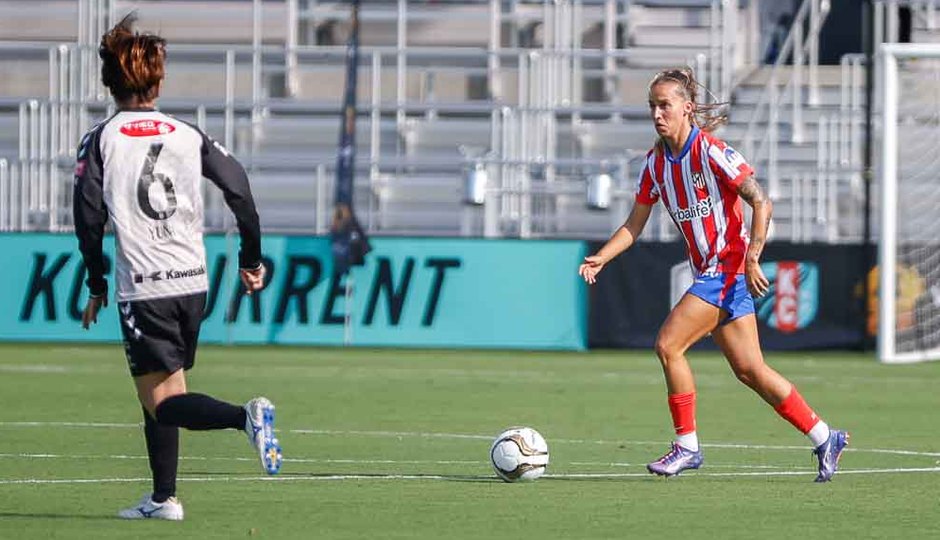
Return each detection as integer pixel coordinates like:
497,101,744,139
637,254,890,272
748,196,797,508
648,67,728,133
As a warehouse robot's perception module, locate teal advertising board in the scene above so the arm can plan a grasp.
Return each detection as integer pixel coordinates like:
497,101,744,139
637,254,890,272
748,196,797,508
1,234,587,350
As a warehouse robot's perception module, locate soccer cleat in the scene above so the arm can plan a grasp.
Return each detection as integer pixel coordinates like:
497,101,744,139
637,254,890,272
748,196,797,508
813,429,849,482
647,442,704,477
244,397,282,475
117,493,184,521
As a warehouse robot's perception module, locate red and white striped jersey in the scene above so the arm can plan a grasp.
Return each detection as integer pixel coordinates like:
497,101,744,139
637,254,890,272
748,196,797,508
635,126,754,275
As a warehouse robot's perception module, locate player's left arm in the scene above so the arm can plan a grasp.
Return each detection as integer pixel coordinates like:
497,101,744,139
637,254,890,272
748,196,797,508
738,175,772,297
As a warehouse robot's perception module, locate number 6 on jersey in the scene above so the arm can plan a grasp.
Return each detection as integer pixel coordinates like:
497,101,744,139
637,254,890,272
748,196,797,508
137,142,177,220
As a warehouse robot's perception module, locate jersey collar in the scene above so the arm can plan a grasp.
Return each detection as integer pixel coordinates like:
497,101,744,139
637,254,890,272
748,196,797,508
664,125,699,163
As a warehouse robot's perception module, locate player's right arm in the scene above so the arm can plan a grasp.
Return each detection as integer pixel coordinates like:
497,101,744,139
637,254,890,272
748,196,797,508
72,127,110,328
579,157,658,285
578,202,653,284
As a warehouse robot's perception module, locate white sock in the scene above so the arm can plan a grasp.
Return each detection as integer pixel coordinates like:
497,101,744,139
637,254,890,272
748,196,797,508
676,432,699,452
807,420,830,447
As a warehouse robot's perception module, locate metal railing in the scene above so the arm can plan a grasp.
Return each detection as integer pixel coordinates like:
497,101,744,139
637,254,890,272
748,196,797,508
0,0,750,238
741,0,830,199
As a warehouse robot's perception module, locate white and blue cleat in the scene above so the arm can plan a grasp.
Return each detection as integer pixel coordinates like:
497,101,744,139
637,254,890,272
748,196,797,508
647,442,704,477
813,429,849,482
244,397,282,475
117,494,184,521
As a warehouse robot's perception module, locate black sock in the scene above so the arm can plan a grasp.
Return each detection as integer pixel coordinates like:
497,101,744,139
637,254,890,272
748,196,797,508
155,393,247,431
142,406,178,503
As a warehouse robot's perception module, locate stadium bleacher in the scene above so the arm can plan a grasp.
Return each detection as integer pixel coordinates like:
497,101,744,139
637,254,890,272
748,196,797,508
0,0,937,241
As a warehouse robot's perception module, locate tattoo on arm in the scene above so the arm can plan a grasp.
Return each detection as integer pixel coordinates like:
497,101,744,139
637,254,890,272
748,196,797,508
737,176,767,205
738,175,772,262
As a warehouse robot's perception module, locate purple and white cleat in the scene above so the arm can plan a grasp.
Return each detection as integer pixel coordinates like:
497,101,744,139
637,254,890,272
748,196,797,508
813,429,849,482
647,442,703,477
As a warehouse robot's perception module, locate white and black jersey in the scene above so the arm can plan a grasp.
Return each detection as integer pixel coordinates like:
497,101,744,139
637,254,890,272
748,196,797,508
73,109,261,302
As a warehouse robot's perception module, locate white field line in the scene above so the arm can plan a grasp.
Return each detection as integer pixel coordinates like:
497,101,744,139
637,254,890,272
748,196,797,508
0,453,805,471
0,365,70,373
1,362,933,387
2,422,940,459
0,453,479,466
568,461,793,470
3,467,940,486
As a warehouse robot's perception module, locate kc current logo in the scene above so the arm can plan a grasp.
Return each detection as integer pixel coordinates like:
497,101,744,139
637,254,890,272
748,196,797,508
754,261,819,333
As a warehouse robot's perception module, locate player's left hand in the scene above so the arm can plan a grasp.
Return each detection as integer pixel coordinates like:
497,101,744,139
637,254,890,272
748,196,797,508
81,295,108,329
745,260,769,298
240,263,267,295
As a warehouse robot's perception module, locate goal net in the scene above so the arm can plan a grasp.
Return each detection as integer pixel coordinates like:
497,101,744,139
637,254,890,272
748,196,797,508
879,43,940,363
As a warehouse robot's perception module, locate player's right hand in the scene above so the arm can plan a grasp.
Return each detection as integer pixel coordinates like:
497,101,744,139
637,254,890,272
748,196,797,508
240,263,267,295
81,295,108,329
578,255,606,285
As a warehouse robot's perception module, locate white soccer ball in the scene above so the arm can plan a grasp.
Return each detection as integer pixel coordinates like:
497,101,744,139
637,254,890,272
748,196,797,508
489,427,549,482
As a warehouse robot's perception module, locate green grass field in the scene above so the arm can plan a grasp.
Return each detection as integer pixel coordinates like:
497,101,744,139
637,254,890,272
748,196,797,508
1,343,938,539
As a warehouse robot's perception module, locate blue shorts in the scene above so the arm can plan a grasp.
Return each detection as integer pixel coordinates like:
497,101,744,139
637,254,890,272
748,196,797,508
686,273,755,324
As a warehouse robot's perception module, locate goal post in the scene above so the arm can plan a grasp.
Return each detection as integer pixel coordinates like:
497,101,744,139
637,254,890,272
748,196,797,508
878,42,940,363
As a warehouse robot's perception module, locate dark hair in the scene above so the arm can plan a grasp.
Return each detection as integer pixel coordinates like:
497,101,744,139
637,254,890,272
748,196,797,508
99,14,166,103
648,67,728,133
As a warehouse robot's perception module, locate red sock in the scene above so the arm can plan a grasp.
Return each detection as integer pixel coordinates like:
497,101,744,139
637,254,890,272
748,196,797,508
667,392,696,435
773,387,820,434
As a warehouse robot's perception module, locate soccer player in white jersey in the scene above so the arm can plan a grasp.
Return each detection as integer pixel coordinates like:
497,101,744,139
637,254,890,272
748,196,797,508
578,68,848,481
73,16,283,520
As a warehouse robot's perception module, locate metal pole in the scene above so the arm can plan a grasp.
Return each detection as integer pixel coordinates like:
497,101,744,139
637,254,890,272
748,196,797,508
721,0,734,101
0,159,7,231
286,0,299,97
48,49,59,173
808,0,821,106
747,0,760,66
29,100,39,216
18,102,27,162
488,0,501,101
816,117,828,239
709,0,720,96
39,102,48,215
371,52,381,180
863,0,877,351
17,163,27,231
58,46,69,155
316,163,327,234
827,115,838,241
877,45,898,361
223,50,235,231
603,0,616,108
252,0,263,130
396,0,407,125
768,84,779,198
886,0,899,43
792,8,804,144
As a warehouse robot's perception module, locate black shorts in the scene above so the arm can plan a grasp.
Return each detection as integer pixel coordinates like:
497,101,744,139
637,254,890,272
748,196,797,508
118,292,207,377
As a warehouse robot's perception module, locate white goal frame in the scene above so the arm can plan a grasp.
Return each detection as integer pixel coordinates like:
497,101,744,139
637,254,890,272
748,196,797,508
878,42,940,364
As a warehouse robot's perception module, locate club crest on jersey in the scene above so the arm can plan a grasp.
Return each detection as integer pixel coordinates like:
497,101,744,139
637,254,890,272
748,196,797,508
120,120,176,137
691,171,706,190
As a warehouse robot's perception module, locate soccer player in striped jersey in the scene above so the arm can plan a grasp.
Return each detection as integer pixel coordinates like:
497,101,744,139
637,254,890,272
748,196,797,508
578,68,848,481
74,16,282,520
